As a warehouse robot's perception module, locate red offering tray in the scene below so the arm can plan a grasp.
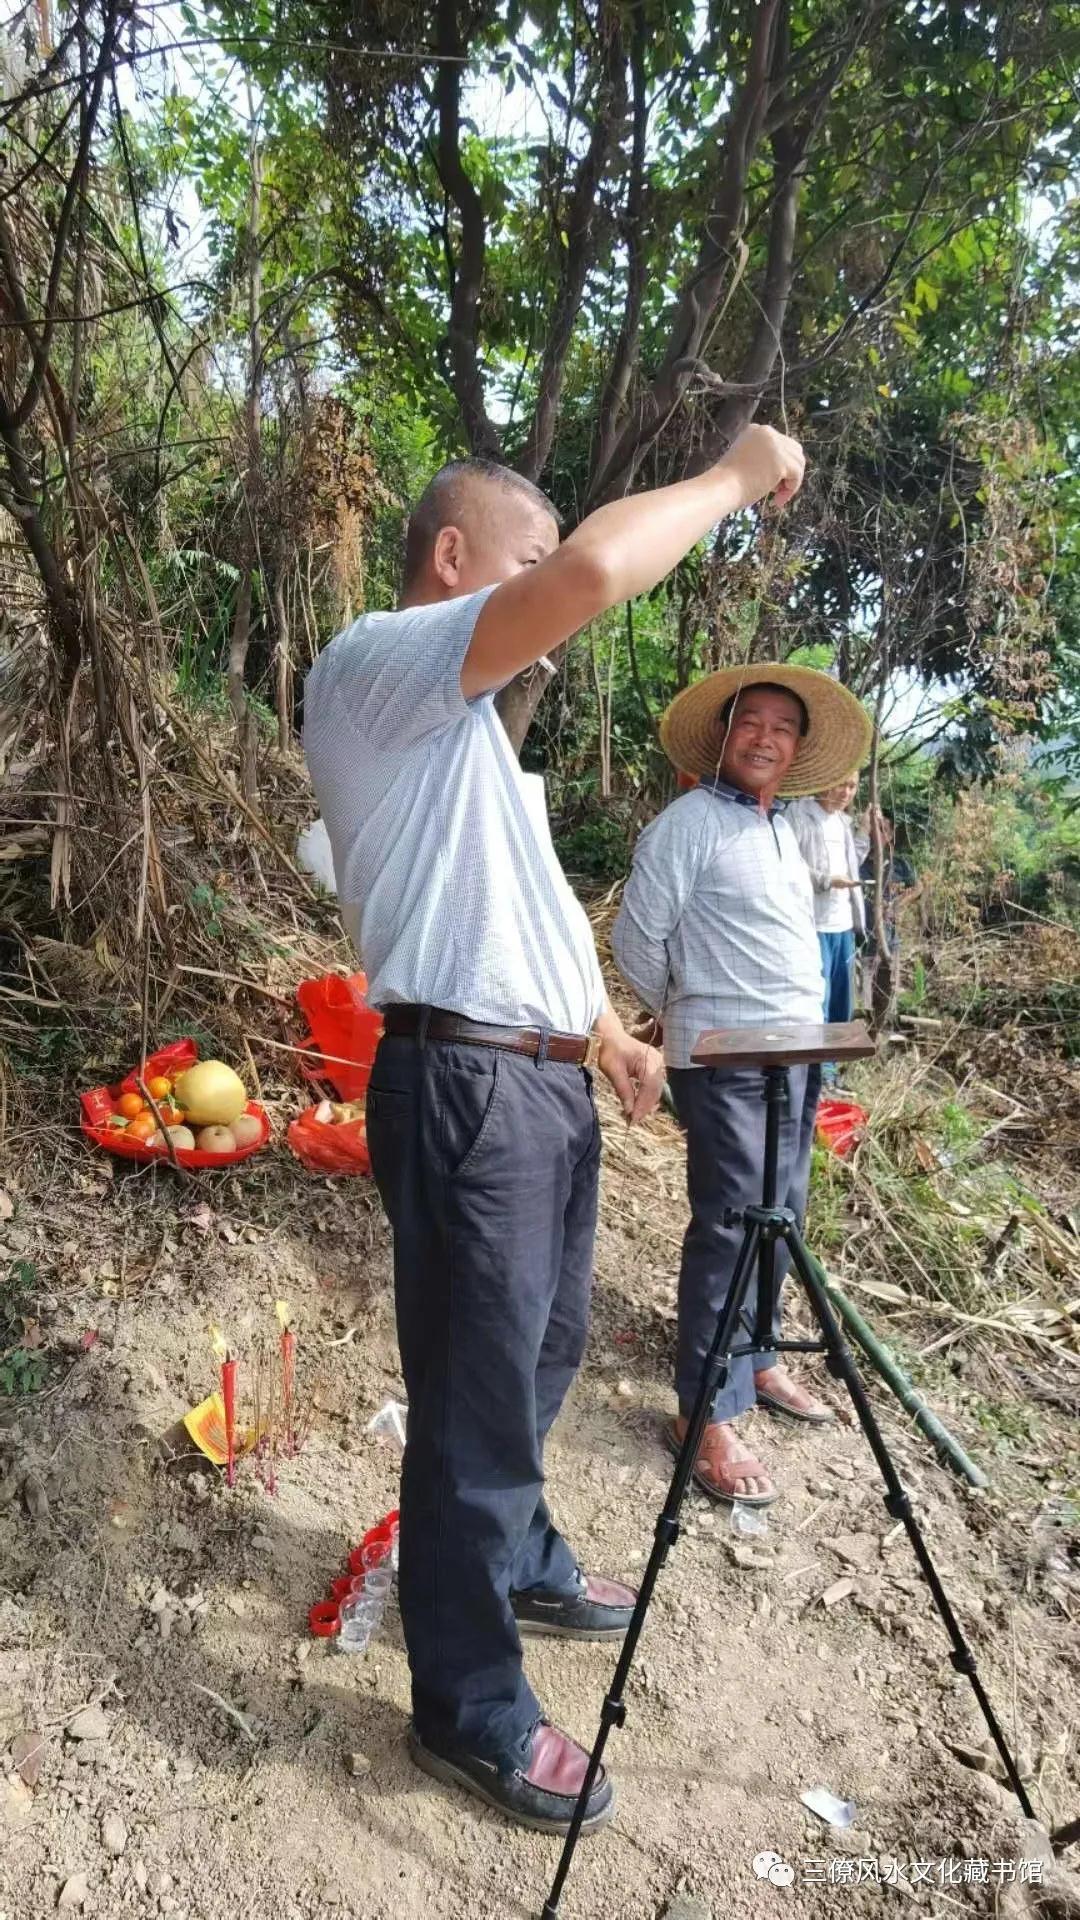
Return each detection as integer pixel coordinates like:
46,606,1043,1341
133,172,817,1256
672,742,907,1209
80,1039,271,1169
816,1094,868,1159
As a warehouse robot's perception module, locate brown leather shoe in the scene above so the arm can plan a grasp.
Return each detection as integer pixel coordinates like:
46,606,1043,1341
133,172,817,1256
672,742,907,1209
408,1718,614,1834
512,1572,636,1639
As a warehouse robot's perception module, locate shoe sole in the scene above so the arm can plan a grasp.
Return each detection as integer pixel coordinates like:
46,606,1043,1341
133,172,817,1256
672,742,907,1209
756,1392,835,1427
515,1617,630,1641
407,1731,615,1835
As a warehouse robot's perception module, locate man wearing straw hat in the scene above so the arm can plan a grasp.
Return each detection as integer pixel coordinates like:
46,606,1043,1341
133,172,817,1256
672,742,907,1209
304,424,805,1836
613,668,871,1507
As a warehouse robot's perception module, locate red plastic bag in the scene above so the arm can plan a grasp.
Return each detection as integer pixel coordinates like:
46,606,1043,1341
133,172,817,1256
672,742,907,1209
287,1105,371,1176
81,1041,270,1169
816,1095,868,1159
295,973,383,1102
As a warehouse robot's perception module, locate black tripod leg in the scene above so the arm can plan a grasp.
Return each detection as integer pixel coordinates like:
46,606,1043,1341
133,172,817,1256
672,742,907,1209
785,1226,1035,1820
539,1219,763,1920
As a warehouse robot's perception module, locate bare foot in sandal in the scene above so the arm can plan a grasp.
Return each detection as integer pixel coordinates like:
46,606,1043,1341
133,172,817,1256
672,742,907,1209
672,1416,775,1505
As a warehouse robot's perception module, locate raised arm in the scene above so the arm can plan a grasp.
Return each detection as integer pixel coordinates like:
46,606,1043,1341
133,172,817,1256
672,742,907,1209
461,425,805,698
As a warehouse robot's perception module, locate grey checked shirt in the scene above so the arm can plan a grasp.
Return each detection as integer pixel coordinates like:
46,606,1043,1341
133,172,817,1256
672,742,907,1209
303,589,606,1033
612,782,825,1069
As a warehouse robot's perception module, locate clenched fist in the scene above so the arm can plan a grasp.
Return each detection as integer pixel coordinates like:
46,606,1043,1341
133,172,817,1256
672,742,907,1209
718,423,806,512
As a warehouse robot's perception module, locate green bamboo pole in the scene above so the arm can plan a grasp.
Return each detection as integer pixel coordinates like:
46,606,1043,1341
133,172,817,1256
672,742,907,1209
656,1080,987,1487
803,1248,990,1490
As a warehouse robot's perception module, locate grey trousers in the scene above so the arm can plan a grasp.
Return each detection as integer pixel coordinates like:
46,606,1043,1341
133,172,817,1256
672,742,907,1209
668,1065,821,1424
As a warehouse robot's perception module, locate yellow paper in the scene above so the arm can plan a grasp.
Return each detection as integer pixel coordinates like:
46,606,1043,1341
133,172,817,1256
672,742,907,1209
182,1391,260,1467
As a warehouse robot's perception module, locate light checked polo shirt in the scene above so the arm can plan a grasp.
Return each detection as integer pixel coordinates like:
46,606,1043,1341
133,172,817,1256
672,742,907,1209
303,588,606,1034
612,780,825,1069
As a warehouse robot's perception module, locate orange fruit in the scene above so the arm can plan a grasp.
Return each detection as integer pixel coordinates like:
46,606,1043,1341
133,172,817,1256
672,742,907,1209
117,1092,146,1120
157,1102,184,1127
146,1075,173,1102
126,1112,157,1143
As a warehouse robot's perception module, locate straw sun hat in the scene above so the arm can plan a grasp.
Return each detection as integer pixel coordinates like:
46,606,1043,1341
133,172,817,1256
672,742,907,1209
659,663,872,798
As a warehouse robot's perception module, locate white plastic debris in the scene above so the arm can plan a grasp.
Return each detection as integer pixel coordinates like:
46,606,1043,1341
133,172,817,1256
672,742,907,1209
800,1786,857,1828
730,1499,769,1537
296,818,337,895
366,1401,407,1451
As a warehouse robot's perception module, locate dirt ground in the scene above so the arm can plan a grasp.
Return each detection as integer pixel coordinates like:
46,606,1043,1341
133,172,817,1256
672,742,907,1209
1,1073,1079,1920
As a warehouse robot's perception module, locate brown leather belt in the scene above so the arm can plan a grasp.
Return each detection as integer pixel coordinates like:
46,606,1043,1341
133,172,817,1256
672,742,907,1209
384,1005,597,1067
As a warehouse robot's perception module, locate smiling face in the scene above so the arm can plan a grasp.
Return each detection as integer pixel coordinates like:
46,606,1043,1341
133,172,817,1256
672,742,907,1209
716,687,806,803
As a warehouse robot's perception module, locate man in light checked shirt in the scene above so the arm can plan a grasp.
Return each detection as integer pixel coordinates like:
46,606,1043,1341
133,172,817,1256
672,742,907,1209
613,665,871,1509
304,426,806,1836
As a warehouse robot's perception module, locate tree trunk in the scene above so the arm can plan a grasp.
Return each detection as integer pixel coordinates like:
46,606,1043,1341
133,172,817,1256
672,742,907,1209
273,569,291,752
865,632,893,1029
229,109,263,806
494,656,559,755
228,568,259,806
587,0,785,507
515,1,627,481
434,0,502,458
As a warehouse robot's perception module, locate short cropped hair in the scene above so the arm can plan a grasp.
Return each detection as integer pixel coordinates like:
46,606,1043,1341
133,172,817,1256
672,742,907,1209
402,458,561,587
719,681,810,737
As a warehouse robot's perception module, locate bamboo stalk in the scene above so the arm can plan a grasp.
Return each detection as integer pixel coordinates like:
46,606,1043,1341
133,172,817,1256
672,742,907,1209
807,1249,990,1489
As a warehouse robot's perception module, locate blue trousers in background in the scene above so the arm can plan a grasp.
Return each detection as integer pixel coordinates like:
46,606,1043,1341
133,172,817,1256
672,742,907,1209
818,928,856,1024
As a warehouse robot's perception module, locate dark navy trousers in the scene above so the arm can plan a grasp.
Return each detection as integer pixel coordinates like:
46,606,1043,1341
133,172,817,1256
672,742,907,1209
366,1034,600,1766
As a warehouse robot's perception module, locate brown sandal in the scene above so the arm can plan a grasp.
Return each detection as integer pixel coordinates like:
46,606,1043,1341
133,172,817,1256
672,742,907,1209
664,1421,776,1509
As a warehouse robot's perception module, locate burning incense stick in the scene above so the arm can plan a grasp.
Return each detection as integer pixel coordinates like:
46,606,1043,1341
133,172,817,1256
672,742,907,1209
293,1379,322,1456
275,1300,296,1456
210,1327,237,1487
264,1335,279,1497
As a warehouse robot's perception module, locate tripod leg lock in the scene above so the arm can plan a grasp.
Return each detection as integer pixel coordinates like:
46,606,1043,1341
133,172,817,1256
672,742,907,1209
884,1490,911,1521
601,1695,627,1730
655,1516,680,1549
949,1648,976,1677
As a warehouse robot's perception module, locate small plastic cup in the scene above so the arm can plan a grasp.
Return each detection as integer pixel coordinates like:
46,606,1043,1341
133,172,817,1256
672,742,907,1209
363,1566,392,1602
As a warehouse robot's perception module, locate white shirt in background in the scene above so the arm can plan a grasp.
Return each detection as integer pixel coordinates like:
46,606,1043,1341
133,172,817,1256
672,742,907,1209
816,813,855,932
786,797,866,936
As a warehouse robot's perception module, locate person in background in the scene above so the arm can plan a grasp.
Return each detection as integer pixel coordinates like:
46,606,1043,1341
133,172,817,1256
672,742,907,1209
613,668,872,1508
304,425,805,1837
857,806,920,1008
786,777,865,1068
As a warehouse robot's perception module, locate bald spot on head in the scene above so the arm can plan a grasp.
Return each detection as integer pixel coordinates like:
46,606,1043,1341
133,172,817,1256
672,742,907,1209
402,458,561,593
